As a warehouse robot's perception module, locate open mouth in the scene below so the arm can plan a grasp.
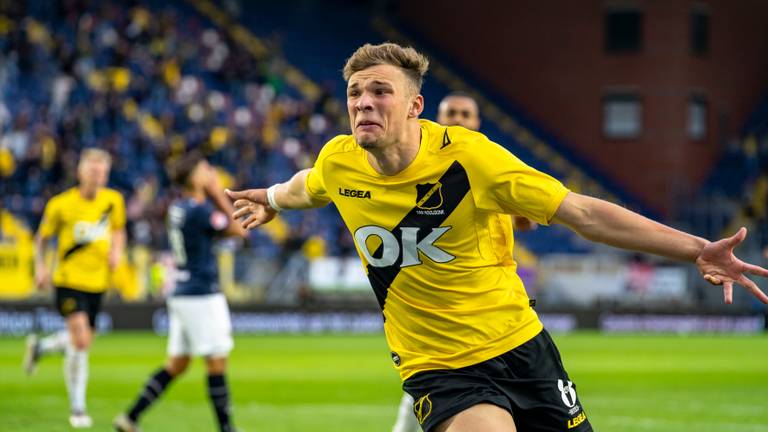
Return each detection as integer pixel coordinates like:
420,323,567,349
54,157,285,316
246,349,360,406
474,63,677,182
356,120,381,129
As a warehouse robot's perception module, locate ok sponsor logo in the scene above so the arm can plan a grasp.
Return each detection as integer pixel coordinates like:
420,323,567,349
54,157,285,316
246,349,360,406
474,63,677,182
72,219,109,243
353,225,455,268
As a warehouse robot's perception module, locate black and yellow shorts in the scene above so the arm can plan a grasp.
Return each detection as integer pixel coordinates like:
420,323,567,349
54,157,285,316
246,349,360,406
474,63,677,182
55,286,104,328
403,329,592,432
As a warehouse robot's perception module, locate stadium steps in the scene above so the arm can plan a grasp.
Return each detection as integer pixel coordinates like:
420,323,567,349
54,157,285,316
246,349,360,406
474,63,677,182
184,0,324,103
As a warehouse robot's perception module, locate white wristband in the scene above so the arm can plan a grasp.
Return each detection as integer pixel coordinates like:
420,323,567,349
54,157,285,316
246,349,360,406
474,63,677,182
266,183,284,212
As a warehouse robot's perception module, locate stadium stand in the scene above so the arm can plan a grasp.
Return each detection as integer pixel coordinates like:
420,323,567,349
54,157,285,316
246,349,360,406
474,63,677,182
720,98,768,247
0,0,351,259
0,0,596,282
685,95,768,249
3,3,768,430
1,0,764,308
227,1,650,255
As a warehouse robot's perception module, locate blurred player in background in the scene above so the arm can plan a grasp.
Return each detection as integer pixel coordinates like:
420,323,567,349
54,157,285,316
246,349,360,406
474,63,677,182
114,153,246,432
227,43,768,432
24,148,126,428
437,92,481,130
392,91,537,432
437,92,537,234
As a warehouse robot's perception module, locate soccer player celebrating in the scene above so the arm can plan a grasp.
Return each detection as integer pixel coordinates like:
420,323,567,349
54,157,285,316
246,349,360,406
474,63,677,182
24,148,126,428
114,153,246,432
226,43,768,432
393,91,536,432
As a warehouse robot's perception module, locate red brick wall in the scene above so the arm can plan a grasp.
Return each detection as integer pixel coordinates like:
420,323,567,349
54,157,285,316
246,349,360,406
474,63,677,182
394,0,768,215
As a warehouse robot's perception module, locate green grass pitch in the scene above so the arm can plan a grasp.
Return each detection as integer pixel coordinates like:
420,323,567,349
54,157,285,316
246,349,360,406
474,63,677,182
1,332,767,431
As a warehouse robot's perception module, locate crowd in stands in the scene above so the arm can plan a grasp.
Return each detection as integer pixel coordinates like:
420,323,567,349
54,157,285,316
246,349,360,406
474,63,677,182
4,0,768,265
0,0,352,257
724,132,768,251
687,95,768,254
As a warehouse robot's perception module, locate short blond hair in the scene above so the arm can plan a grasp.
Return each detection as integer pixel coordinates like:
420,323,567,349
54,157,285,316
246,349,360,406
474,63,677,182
78,148,112,166
343,42,429,93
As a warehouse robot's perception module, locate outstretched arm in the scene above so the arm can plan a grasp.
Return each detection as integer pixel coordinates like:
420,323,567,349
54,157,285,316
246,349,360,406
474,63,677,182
226,169,328,230
552,192,768,304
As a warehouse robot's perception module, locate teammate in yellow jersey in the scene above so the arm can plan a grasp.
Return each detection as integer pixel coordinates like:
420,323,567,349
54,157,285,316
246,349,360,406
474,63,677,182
392,91,538,432
226,43,768,432
24,148,126,429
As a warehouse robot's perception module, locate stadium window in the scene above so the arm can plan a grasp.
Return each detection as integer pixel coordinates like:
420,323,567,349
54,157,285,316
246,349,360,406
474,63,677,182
604,8,643,54
690,7,710,56
688,95,707,141
603,93,642,139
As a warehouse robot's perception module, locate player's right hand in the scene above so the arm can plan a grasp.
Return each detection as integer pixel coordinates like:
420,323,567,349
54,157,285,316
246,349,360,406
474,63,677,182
225,188,278,230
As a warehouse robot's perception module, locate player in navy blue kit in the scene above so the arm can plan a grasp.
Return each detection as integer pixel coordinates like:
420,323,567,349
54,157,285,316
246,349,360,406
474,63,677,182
114,153,247,432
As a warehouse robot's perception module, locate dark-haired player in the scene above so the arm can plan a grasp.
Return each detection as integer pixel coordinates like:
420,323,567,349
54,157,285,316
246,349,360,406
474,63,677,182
114,154,246,432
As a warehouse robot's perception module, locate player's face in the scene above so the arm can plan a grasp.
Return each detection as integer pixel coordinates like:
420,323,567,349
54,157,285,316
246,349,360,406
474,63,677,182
437,96,480,131
347,64,420,150
77,158,110,191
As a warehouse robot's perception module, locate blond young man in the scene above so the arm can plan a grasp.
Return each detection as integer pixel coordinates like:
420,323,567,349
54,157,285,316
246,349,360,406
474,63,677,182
393,91,538,432
25,148,126,428
226,43,768,432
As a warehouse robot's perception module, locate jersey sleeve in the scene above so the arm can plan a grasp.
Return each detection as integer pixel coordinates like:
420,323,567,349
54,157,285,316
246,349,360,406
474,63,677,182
305,167,327,201
110,191,127,230
466,136,570,225
305,135,346,203
37,196,60,238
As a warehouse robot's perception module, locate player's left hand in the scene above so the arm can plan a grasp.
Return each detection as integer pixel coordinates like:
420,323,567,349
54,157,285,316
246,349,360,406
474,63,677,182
226,188,278,230
695,227,768,304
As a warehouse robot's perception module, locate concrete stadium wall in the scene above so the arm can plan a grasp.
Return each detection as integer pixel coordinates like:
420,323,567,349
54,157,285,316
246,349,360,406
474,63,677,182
393,0,768,215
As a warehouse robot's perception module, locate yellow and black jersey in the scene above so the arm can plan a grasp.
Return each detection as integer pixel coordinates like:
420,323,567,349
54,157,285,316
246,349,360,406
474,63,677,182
306,119,570,381
37,187,126,293
0,211,34,298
